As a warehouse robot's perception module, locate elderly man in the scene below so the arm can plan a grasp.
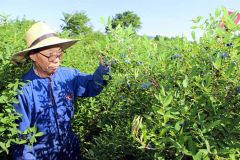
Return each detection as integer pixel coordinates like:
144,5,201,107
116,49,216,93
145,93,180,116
11,22,109,160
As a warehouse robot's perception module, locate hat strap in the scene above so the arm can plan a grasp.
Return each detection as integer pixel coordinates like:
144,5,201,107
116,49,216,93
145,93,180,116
29,33,57,48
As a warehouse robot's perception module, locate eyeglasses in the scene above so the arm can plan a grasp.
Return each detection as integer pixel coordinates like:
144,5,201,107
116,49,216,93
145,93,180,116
39,50,62,62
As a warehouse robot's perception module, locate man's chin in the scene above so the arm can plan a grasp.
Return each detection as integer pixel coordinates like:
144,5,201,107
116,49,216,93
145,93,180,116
47,67,58,75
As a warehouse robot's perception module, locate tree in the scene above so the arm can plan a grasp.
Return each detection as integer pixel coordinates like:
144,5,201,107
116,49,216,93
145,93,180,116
107,11,141,33
61,12,93,36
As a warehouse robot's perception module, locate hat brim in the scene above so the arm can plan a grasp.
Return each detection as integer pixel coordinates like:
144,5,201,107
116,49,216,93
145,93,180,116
11,37,78,64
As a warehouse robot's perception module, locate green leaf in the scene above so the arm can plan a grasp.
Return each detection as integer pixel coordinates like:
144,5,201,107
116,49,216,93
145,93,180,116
204,139,211,153
174,121,182,131
0,127,6,132
229,154,236,160
29,136,36,144
160,128,167,136
225,62,236,76
163,94,173,107
203,120,221,133
100,16,106,26
0,142,6,151
35,132,44,137
215,8,221,17
160,86,166,96
16,140,27,145
216,26,224,36
162,137,182,149
182,75,188,88
193,149,210,160
213,57,221,70
187,137,197,154
11,98,19,104
191,31,196,40
192,16,203,23
1,117,8,124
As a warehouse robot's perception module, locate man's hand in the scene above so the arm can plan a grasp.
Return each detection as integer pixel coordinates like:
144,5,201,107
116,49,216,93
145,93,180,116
99,55,105,66
99,55,111,67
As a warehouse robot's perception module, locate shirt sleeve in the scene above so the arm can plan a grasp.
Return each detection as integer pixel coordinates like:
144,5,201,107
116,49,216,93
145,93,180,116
75,64,110,97
11,88,36,160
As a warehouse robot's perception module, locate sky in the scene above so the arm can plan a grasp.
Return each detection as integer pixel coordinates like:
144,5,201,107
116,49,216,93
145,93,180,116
1,0,240,39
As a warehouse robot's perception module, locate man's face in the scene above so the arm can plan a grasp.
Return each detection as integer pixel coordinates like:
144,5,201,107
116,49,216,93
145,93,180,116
30,46,62,76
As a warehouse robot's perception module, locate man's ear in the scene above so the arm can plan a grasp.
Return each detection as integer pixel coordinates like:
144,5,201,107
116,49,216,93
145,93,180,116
29,51,36,61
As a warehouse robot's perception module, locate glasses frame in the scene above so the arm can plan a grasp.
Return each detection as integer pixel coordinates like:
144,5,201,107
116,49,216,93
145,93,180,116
38,49,63,62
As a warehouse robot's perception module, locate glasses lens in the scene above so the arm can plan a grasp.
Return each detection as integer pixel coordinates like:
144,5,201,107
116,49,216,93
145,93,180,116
49,52,62,62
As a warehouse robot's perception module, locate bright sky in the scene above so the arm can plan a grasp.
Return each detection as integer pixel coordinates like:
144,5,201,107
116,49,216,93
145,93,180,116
1,0,240,39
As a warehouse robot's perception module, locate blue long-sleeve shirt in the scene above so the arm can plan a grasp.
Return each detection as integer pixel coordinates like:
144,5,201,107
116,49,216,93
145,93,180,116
11,65,109,160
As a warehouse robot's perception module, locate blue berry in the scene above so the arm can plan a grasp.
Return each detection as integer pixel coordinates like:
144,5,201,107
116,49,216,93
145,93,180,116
226,43,233,47
120,53,126,58
220,52,228,59
136,61,142,66
124,59,130,64
236,87,240,94
127,83,131,90
171,54,180,60
141,82,151,90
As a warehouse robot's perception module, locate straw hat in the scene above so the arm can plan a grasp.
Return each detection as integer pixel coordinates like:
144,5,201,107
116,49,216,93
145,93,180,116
11,22,78,64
